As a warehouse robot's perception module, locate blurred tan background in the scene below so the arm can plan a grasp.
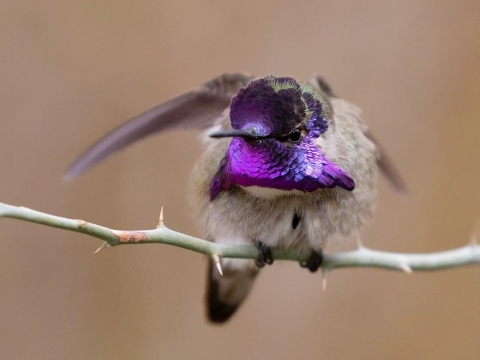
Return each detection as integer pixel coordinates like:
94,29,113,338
1,1,480,359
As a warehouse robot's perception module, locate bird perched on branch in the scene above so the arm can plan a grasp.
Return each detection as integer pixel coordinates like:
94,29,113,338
66,73,404,323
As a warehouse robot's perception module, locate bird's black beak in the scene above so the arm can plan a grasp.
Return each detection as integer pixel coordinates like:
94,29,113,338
209,129,267,139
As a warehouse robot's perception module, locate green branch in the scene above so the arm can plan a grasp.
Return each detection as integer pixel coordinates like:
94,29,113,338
1,202,479,278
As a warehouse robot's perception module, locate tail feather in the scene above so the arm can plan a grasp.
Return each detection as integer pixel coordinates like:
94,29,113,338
206,259,259,323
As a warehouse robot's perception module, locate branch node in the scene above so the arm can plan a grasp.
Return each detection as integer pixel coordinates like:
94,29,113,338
94,241,109,255
211,252,223,276
111,230,147,243
157,206,164,228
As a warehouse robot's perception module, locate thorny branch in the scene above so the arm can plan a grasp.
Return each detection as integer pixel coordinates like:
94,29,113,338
1,202,479,279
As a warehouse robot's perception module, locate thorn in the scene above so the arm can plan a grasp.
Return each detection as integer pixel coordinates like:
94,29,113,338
211,252,223,276
321,268,329,291
215,262,223,276
399,262,412,274
76,219,88,228
94,241,109,255
469,234,477,246
157,206,164,228
356,236,364,249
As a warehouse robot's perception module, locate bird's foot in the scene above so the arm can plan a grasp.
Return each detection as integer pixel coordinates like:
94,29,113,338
255,241,274,268
300,250,323,273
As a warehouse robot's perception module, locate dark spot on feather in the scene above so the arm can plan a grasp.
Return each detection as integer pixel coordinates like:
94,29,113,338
292,212,302,230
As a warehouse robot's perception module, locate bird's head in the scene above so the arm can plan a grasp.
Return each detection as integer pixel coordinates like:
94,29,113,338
210,76,354,199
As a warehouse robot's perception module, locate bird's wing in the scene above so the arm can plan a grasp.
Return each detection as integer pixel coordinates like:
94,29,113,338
310,75,407,194
65,73,253,179
364,130,407,194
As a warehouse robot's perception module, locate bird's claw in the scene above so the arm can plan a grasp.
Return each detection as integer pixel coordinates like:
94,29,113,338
300,250,323,272
255,241,274,268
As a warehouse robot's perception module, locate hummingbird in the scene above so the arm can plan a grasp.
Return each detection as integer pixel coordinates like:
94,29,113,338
66,73,404,323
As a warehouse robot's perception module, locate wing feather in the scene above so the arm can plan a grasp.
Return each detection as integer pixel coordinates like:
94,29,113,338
364,130,407,194
65,73,253,179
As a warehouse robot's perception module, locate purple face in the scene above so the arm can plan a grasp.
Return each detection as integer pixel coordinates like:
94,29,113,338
209,76,354,200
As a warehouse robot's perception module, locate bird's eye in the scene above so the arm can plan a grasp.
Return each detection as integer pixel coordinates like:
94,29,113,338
288,129,302,143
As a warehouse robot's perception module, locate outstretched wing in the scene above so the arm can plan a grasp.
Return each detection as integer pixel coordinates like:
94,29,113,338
65,73,253,179
310,75,407,194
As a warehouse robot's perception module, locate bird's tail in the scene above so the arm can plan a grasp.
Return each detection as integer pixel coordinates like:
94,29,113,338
206,258,259,323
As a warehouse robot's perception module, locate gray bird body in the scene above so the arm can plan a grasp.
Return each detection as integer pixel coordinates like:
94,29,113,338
66,73,403,323
189,78,378,320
